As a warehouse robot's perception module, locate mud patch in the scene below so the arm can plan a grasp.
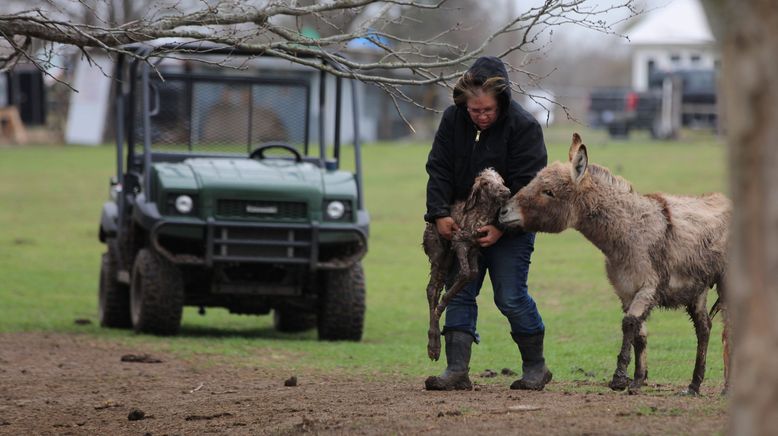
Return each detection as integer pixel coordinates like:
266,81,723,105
127,409,146,421
185,412,234,421
120,353,162,363
0,332,727,435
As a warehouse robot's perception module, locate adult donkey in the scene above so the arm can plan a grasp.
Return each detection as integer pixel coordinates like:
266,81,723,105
498,133,730,395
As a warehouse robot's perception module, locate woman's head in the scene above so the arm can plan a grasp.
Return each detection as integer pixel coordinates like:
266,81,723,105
454,73,508,130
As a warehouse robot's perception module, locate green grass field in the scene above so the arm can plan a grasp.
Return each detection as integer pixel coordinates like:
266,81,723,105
0,126,728,388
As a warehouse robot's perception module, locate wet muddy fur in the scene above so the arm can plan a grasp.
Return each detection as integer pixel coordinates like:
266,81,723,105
499,133,731,395
423,169,511,361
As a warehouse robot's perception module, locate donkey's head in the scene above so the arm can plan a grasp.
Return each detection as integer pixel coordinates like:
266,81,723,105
498,133,590,233
464,168,512,214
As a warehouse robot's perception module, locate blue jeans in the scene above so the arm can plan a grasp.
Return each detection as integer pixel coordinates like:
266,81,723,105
442,231,544,342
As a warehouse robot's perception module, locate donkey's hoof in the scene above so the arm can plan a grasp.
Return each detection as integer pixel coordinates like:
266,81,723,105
627,384,642,395
627,379,644,395
609,375,630,391
677,387,700,397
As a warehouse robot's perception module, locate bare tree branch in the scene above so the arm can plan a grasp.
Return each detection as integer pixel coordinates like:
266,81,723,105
0,0,640,125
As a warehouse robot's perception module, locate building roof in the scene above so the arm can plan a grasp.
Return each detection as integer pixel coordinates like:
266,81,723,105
625,0,715,46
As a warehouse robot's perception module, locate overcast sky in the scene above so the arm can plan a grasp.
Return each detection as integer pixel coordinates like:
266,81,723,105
510,0,677,49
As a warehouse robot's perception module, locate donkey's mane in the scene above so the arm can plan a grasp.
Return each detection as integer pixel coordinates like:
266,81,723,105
588,163,634,194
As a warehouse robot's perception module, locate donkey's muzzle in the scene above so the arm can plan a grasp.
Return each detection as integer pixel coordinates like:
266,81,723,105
499,204,523,227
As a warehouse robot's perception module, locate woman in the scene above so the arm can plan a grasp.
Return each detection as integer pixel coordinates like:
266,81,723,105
424,56,551,391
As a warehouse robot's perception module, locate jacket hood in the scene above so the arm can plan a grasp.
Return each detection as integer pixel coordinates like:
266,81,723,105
452,56,512,113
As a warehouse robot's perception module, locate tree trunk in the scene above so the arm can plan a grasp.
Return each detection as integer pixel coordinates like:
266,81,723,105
703,1,778,434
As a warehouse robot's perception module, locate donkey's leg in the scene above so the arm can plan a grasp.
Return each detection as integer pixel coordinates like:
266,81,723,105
722,308,730,394
684,291,711,396
628,321,648,394
716,279,730,394
610,288,655,392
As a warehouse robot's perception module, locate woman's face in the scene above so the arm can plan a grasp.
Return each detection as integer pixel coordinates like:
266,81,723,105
466,92,499,130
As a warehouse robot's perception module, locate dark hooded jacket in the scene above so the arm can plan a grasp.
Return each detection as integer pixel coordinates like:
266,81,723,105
424,56,548,223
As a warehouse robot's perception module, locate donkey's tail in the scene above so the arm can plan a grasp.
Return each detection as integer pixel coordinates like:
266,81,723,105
709,297,723,319
712,279,731,391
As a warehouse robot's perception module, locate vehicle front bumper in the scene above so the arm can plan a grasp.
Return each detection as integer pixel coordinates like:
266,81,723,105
150,217,367,270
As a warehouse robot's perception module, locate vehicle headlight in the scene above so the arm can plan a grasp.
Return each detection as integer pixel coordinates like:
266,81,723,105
175,195,194,214
325,200,345,220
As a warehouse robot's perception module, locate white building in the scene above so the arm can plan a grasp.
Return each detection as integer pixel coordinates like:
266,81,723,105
625,0,718,91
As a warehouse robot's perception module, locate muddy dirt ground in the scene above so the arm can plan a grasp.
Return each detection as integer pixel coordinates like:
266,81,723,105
0,333,727,435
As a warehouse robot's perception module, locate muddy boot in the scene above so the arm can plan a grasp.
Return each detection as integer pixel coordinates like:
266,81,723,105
510,331,553,391
424,331,474,391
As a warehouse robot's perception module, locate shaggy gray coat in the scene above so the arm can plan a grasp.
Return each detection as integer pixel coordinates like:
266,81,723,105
423,168,510,361
499,133,730,394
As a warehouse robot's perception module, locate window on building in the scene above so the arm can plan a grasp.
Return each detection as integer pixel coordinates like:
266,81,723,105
691,54,702,65
647,59,658,87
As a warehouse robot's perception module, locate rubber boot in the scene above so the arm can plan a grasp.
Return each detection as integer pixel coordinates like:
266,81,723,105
424,331,474,391
510,331,553,391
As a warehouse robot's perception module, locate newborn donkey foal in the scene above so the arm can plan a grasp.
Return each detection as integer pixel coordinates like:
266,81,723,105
423,168,511,361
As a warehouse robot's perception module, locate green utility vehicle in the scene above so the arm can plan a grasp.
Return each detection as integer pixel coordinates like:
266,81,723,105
98,42,368,339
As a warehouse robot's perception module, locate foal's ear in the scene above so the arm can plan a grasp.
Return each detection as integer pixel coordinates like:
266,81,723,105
463,185,481,212
570,143,588,184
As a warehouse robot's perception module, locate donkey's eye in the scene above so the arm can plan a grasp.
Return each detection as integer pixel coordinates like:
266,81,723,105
543,190,555,198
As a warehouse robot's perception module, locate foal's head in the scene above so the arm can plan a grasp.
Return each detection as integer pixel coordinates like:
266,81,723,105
464,168,511,215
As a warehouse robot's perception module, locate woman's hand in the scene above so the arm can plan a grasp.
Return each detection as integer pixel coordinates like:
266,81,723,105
476,225,503,247
435,217,460,240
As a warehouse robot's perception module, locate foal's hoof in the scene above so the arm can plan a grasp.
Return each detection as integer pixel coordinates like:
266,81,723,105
609,375,630,391
427,334,441,361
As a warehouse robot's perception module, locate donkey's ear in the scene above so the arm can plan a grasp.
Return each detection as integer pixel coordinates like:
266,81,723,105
570,144,588,184
568,133,583,162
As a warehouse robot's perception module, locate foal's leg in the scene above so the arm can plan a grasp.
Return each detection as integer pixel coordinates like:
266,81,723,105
610,287,655,392
426,252,451,361
684,291,711,395
629,321,648,394
423,226,451,361
435,244,478,318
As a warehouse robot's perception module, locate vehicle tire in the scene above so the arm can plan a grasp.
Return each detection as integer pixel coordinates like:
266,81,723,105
98,239,132,328
273,309,317,333
318,263,366,341
607,122,630,139
130,248,184,335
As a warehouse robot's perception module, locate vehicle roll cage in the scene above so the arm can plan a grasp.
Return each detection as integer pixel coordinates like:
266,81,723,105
112,43,365,243
113,43,364,198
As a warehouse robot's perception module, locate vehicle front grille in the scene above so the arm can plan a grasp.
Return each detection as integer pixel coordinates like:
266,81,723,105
212,226,312,263
216,200,307,221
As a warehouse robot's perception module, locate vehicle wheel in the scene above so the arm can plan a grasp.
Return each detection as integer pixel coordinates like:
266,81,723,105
273,309,317,333
98,239,132,328
607,122,630,139
318,263,366,341
130,248,184,335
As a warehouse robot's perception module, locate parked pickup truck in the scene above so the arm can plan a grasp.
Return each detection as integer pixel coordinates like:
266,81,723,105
588,69,717,138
